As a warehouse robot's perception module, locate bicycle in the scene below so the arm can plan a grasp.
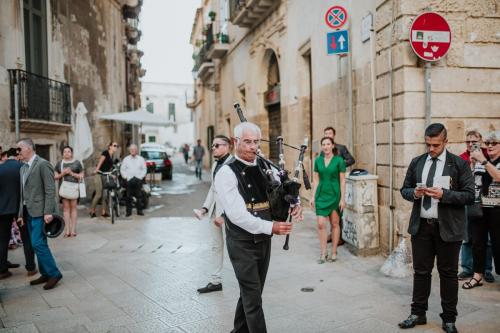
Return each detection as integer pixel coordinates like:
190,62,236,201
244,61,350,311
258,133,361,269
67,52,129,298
98,167,121,224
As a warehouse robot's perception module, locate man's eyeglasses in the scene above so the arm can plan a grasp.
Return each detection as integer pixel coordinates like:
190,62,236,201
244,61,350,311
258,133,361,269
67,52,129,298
112,144,119,148
212,143,228,149
465,141,479,145
484,141,498,147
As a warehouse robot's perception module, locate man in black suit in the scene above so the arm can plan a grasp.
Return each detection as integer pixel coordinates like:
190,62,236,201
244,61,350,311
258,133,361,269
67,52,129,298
399,123,474,333
0,148,25,278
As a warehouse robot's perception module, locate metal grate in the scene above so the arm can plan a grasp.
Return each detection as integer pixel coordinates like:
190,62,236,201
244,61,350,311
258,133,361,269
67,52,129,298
9,69,71,124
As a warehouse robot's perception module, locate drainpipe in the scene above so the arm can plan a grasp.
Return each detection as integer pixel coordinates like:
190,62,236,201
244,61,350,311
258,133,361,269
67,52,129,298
14,80,20,141
369,12,377,174
347,19,354,154
388,1,396,254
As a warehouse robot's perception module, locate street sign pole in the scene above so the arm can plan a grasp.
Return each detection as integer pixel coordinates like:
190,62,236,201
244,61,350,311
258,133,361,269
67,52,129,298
347,18,353,153
425,61,432,126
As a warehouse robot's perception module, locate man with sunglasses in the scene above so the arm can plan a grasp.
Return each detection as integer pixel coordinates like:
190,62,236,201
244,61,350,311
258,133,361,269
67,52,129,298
195,135,233,294
399,123,474,333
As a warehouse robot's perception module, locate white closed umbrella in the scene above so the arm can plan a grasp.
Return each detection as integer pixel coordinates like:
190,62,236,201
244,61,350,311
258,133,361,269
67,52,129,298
73,102,94,162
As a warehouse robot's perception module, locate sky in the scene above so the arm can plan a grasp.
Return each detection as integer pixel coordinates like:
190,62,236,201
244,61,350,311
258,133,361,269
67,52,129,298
138,0,200,84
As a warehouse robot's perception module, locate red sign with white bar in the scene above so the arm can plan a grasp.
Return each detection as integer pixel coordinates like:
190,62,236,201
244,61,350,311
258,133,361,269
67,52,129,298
409,12,452,61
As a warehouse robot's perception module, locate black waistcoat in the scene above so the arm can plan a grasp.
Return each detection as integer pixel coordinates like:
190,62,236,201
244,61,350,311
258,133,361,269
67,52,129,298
224,158,273,243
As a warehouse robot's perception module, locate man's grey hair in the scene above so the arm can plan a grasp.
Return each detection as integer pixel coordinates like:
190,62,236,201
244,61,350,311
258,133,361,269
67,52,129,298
17,138,35,150
234,122,261,140
484,131,500,142
129,144,138,151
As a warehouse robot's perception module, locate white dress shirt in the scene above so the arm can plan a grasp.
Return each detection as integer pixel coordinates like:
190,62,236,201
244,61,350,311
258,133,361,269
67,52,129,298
214,155,276,236
120,155,147,181
420,149,447,219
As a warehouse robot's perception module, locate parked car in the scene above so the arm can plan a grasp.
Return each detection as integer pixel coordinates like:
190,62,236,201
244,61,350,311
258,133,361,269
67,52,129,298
140,143,173,180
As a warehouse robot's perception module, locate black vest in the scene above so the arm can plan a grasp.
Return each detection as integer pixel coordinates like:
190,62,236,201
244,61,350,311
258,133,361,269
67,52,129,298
224,158,273,243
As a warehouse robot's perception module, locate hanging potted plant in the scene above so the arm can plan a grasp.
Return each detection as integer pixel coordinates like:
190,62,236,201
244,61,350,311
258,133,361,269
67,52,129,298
208,11,216,22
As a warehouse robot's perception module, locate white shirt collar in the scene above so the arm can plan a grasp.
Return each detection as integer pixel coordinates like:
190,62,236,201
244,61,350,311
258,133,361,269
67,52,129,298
235,154,257,166
27,154,37,167
426,149,447,162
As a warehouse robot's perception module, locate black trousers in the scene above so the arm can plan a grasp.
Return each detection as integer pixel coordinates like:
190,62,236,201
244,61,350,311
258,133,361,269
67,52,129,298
0,214,15,273
472,207,500,275
126,177,143,214
411,220,461,323
21,208,36,272
226,236,271,333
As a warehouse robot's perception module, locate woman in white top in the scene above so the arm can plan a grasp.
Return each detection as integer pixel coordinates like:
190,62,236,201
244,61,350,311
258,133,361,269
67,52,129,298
55,146,84,237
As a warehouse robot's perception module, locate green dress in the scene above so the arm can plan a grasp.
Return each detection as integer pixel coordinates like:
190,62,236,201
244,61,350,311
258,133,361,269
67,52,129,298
314,154,346,217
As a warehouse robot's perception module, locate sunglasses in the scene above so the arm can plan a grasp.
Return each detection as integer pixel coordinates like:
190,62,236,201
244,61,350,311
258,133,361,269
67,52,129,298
212,143,228,149
465,141,479,144
484,141,498,147
112,144,119,148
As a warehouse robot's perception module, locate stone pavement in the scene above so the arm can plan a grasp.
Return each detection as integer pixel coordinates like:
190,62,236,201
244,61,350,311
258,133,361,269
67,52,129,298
0,158,499,333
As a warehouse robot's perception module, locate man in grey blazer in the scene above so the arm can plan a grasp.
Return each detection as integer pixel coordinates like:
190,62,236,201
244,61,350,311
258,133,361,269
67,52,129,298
16,138,62,290
398,124,474,333
195,135,233,293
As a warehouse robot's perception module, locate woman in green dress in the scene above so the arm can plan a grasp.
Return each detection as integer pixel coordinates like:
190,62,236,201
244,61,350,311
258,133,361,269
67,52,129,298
311,137,346,263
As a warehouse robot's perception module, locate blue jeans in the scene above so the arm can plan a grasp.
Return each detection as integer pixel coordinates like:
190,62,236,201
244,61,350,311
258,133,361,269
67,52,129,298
460,216,492,274
195,159,203,178
25,211,62,278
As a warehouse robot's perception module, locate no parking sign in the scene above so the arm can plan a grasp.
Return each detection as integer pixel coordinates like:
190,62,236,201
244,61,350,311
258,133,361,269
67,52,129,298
324,5,348,29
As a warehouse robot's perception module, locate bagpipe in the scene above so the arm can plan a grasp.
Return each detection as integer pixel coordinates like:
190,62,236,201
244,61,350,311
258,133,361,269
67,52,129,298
233,102,311,250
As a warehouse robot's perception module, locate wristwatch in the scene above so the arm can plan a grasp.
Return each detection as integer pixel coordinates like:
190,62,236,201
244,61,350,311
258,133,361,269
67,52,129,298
481,160,489,166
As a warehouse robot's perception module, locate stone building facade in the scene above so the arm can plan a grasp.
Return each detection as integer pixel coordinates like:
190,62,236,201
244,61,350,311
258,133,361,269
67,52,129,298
190,0,500,254
0,0,144,167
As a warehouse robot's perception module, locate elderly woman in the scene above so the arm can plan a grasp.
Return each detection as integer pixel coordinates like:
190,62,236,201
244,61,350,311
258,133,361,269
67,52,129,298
462,131,500,289
55,146,84,237
311,137,346,263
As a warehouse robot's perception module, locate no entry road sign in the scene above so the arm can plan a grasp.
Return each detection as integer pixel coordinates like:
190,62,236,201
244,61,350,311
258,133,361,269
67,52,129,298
327,30,349,55
410,12,451,61
325,6,348,30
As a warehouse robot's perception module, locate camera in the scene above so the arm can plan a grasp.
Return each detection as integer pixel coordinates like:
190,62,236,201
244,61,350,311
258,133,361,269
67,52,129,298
471,142,481,151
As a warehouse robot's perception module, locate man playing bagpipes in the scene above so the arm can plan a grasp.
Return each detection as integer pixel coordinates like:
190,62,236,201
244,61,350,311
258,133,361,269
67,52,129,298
214,121,303,333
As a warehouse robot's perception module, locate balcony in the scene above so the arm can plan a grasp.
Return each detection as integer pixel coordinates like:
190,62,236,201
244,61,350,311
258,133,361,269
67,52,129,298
126,18,142,45
127,45,144,65
205,23,230,59
192,42,214,81
229,0,279,28
122,0,142,19
8,69,71,134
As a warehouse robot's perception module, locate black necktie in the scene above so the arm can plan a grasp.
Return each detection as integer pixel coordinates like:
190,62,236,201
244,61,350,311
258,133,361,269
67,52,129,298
423,157,437,210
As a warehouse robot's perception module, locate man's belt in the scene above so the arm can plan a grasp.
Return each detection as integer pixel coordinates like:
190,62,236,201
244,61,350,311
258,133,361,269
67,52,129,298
421,218,438,225
246,201,270,211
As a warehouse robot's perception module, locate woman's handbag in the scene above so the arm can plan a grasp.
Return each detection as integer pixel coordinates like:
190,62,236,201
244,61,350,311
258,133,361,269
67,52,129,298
58,161,79,200
79,179,87,198
59,180,79,199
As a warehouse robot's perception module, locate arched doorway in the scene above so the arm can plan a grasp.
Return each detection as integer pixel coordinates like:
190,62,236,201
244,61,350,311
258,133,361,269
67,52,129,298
264,52,281,163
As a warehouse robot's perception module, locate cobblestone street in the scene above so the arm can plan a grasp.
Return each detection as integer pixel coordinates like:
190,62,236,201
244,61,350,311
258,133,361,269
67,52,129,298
0,157,498,333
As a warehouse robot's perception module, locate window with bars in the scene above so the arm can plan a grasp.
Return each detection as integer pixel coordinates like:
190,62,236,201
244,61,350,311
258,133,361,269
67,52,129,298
23,0,48,76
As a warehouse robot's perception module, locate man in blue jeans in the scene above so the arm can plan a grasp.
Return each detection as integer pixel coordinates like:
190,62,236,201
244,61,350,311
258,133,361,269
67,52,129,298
16,138,62,290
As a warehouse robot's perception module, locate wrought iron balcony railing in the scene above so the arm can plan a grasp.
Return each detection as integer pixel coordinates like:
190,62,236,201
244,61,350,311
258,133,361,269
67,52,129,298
9,69,71,125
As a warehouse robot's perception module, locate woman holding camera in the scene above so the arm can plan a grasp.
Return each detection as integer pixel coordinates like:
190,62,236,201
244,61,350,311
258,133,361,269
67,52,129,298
462,131,500,289
55,146,84,237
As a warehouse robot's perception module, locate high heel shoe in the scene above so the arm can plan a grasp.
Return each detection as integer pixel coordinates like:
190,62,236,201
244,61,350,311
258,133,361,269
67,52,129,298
317,254,326,264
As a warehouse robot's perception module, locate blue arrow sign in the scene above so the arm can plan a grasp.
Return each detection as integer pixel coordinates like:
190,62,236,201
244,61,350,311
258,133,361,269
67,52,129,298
327,30,349,55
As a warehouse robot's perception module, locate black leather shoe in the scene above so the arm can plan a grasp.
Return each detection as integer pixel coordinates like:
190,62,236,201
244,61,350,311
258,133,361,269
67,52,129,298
0,271,12,279
197,282,222,294
398,314,427,329
137,211,144,216
7,262,20,269
30,275,49,285
442,322,458,333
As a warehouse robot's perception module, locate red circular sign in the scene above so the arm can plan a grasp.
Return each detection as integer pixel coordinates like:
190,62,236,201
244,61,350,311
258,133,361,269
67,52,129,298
325,6,348,30
409,12,452,61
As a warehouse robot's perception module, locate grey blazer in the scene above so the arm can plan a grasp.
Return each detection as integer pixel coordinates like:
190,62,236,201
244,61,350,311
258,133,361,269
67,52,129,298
18,155,58,218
